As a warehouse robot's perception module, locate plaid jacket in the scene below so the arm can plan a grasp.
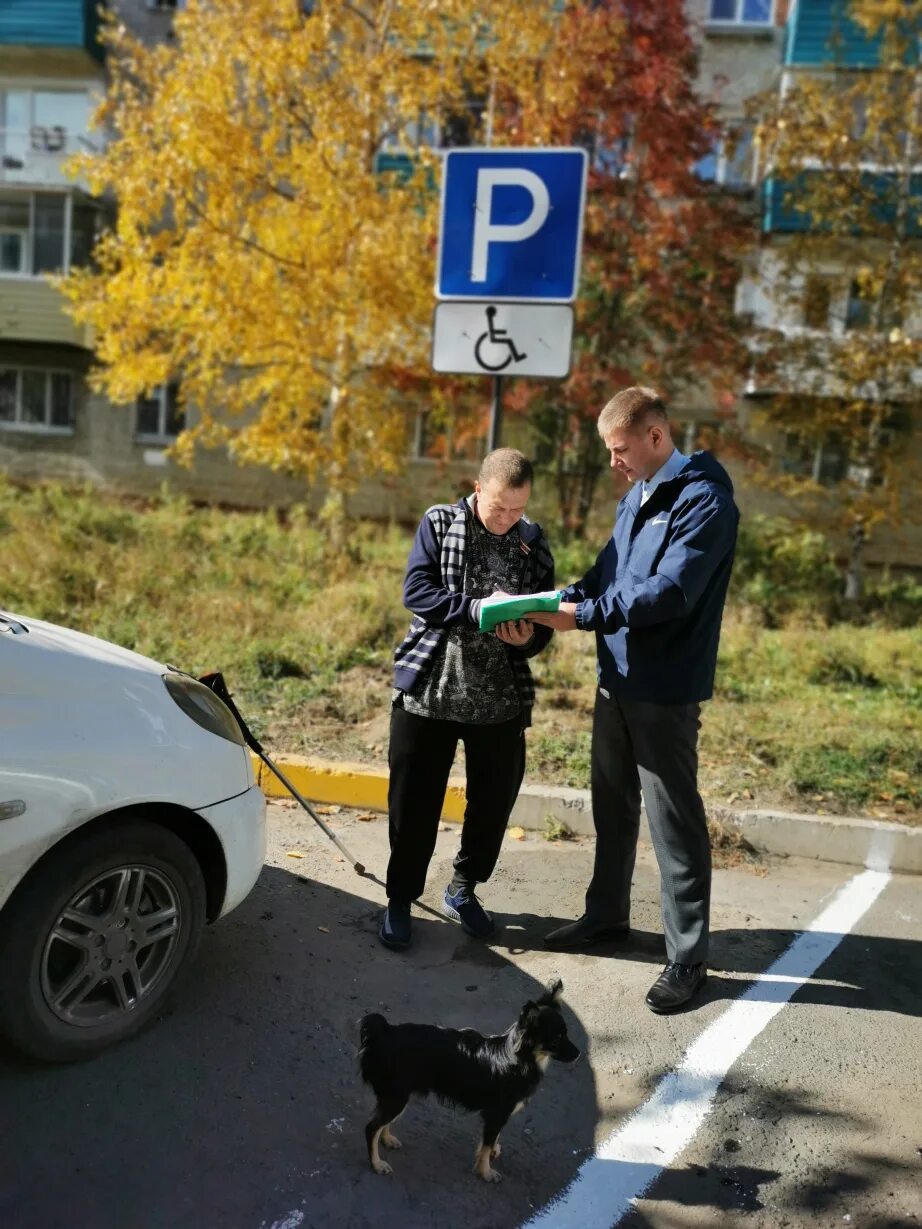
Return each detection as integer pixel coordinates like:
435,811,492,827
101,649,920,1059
393,496,555,722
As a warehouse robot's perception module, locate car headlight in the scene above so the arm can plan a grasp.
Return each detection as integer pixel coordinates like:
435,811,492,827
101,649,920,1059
162,673,245,746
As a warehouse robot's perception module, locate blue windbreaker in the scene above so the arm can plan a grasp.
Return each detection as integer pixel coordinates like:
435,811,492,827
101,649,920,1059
563,451,739,704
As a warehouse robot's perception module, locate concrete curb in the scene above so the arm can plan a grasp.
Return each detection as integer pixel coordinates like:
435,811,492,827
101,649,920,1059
252,753,922,876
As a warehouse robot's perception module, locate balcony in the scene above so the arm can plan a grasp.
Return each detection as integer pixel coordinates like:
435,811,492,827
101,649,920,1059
0,278,91,348
0,0,104,66
763,172,922,235
784,0,882,68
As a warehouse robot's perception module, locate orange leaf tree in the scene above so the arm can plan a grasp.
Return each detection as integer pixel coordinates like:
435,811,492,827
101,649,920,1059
498,0,751,538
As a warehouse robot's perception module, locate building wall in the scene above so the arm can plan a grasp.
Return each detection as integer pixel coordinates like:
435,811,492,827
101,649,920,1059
688,0,785,117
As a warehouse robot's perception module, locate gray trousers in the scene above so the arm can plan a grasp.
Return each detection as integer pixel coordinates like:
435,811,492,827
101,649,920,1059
585,689,711,966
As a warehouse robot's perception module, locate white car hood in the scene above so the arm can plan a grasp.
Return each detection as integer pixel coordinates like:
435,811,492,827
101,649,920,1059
1,610,168,686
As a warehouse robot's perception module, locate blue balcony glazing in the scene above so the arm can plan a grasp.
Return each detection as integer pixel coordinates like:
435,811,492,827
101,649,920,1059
784,0,882,68
763,173,922,234
0,0,104,62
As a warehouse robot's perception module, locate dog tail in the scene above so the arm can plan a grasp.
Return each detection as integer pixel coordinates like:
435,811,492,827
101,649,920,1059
358,1013,389,1083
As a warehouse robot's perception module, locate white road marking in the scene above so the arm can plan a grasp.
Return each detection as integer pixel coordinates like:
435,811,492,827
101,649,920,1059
264,1213,304,1229
520,868,891,1229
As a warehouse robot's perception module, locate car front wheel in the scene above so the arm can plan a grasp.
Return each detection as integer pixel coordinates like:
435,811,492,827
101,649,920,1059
0,817,206,1062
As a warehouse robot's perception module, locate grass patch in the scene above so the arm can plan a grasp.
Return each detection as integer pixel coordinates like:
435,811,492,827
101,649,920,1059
2,476,919,826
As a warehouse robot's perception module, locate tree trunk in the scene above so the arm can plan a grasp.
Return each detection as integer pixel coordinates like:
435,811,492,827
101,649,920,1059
844,520,865,602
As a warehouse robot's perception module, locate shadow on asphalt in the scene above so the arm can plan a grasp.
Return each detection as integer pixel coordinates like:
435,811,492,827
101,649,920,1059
497,911,922,1018
0,864,598,1229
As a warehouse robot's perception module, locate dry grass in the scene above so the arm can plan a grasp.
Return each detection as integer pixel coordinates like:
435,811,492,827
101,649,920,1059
2,477,919,827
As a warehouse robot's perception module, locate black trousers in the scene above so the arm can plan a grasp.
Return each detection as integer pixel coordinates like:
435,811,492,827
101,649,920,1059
586,689,711,966
385,705,526,904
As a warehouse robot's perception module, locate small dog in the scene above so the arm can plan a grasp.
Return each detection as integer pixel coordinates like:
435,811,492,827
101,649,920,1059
358,978,579,1182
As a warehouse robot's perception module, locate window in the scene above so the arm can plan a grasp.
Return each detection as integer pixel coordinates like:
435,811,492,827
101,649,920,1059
0,228,25,272
0,190,101,276
845,280,873,331
379,96,486,154
708,0,774,27
439,98,487,149
1,88,92,173
781,433,849,485
33,193,66,274
694,123,755,188
0,368,74,431
803,275,834,329
136,383,184,441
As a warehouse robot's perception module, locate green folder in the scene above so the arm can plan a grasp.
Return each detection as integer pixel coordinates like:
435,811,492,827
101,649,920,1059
478,590,560,633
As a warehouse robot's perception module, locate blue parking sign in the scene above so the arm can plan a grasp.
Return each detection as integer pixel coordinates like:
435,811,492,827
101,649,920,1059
436,148,588,303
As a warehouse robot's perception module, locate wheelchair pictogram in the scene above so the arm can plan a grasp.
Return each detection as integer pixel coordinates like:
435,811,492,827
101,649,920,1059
474,306,527,373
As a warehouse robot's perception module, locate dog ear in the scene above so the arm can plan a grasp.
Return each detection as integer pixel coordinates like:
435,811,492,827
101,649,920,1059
513,1001,541,1051
537,978,563,1006
518,1000,539,1026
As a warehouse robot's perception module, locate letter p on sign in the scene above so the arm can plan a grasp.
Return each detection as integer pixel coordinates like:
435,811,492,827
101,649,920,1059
471,169,550,283
436,148,588,303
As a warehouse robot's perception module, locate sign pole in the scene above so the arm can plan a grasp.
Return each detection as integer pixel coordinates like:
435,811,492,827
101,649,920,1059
487,374,503,452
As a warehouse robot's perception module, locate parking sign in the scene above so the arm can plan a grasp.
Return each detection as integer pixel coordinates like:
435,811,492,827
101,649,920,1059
436,148,588,303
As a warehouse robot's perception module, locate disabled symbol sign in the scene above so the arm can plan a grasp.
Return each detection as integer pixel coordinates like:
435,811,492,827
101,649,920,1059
432,302,574,379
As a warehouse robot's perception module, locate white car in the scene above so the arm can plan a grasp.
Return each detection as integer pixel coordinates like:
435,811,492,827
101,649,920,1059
0,609,266,1062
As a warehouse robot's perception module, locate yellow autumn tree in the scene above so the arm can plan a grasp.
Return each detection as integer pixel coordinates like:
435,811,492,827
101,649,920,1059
62,0,556,509
751,0,922,596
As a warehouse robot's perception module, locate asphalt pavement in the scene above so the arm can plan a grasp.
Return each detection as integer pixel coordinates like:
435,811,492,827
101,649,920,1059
0,802,919,1229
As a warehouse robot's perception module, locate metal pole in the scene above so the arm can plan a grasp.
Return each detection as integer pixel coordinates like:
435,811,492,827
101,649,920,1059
488,374,503,452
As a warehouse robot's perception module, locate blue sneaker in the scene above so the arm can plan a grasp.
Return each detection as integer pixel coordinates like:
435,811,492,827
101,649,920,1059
443,885,495,939
379,901,412,951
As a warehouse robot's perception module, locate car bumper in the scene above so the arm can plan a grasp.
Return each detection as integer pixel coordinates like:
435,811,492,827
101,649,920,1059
197,784,267,917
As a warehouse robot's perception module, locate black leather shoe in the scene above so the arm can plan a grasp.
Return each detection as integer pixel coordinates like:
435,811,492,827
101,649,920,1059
544,915,630,950
645,962,707,1014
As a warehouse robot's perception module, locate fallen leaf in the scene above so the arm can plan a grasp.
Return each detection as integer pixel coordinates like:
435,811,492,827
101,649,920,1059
316,805,342,815
286,851,305,859
318,926,330,933
357,812,376,822
509,826,527,841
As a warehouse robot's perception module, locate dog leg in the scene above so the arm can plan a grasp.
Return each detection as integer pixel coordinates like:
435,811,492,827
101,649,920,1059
474,1112,509,1183
365,1096,408,1175
491,1138,502,1160
473,1142,500,1183
381,1124,403,1150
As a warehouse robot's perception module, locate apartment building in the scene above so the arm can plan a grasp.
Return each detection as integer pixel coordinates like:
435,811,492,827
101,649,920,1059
1,1,918,562
0,0,471,518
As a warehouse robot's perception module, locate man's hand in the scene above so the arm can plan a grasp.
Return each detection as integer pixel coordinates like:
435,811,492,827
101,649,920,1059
528,602,578,632
495,619,534,647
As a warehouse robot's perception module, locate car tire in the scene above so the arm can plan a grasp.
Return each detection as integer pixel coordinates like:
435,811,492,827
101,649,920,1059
0,816,207,1063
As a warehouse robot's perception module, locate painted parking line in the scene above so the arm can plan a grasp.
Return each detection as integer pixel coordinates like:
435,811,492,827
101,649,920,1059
520,868,892,1229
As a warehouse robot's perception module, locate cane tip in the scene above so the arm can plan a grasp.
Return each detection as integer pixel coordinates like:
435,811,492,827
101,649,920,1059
354,862,366,876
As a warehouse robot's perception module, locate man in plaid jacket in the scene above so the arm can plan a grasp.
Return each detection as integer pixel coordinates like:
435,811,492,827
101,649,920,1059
380,448,555,951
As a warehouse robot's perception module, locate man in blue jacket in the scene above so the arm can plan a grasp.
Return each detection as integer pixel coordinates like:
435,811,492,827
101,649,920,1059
530,387,739,1013
380,448,555,952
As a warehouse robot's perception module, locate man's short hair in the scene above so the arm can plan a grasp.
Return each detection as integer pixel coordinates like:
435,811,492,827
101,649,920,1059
597,387,668,438
478,447,534,489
